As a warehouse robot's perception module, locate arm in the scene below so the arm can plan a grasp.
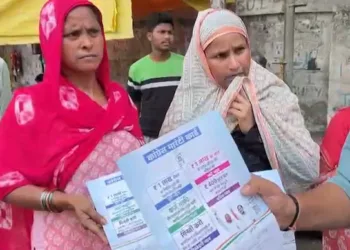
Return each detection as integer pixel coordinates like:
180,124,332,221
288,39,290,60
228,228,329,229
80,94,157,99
232,125,271,171
4,185,108,242
242,175,350,231
242,133,350,231
127,66,142,111
286,182,350,230
287,139,350,230
4,185,73,211
262,77,319,192
232,125,266,157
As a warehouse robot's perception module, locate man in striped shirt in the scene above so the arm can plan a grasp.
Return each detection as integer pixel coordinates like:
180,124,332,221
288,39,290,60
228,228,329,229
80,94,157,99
127,12,184,142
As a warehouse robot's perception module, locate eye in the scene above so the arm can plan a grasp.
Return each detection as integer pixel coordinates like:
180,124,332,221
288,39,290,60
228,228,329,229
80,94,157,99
64,30,80,39
215,52,228,59
235,46,246,55
88,28,101,37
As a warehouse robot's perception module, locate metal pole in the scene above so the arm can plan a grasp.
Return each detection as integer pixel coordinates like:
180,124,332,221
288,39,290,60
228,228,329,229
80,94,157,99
283,0,307,85
283,0,295,86
210,0,226,9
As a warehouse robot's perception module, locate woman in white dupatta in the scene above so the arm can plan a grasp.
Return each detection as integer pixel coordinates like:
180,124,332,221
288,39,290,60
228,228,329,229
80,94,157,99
160,9,319,193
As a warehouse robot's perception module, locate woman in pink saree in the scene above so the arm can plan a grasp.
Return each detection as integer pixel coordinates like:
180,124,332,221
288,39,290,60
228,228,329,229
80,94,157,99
0,0,143,249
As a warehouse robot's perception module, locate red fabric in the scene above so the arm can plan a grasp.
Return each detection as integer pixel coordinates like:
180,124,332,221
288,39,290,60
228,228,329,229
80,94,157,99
319,107,350,250
320,107,350,176
0,0,142,249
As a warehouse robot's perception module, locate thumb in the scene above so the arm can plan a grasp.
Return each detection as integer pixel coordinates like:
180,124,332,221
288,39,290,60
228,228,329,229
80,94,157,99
241,174,281,198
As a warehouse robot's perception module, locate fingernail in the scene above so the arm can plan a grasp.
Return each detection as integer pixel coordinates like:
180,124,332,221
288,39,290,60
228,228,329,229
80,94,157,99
241,185,250,195
101,217,107,225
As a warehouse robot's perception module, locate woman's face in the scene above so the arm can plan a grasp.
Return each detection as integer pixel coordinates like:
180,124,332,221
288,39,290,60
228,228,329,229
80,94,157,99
225,214,232,223
61,6,104,74
205,33,251,89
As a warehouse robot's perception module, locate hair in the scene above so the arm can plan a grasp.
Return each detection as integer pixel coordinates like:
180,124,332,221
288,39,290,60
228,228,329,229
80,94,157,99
89,5,102,22
147,12,174,32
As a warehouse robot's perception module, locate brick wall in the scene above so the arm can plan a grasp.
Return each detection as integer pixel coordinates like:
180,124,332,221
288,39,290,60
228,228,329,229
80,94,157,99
107,7,196,85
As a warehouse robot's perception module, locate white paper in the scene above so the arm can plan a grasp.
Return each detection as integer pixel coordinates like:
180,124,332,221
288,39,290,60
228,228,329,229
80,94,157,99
255,170,297,250
118,111,285,249
87,172,158,250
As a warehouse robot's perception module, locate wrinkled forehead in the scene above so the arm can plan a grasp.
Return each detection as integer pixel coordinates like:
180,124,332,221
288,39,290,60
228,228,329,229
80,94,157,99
64,5,101,24
199,10,248,46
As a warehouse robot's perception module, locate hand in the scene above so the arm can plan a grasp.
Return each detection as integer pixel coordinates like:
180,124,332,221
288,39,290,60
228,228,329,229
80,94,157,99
55,193,108,244
228,91,255,134
241,175,296,229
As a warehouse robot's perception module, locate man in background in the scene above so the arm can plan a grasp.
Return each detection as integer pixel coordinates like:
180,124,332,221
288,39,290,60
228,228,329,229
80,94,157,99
0,57,12,119
127,12,184,143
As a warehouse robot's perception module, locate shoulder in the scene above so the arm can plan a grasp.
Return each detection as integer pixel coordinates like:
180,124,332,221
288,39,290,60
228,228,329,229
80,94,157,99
15,82,47,97
0,85,41,129
129,56,150,80
110,81,128,94
329,107,350,127
335,107,350,116
11,83,54,112
129,56,150,71
171,53,184,62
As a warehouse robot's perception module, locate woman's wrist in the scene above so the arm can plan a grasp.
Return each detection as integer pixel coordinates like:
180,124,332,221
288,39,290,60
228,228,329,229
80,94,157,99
240,120,256,135
52,191,74,211
281,194,299,230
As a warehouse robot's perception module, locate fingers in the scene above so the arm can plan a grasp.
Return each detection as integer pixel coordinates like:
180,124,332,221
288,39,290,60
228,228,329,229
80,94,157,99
235,93,248,104
228,101,247,118
86,206,107,225
230,101,245,112
229,93,251,114
241,174,282,198
83,206,108,243
82,217,108,244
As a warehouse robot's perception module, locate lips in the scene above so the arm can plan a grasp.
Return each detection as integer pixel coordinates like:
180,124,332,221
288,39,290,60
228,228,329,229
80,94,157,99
225,73,244,83
225,75,237,83
79,54,97,59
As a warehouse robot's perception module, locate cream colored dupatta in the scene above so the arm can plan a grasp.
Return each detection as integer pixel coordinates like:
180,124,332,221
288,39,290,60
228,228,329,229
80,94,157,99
160,9,319,193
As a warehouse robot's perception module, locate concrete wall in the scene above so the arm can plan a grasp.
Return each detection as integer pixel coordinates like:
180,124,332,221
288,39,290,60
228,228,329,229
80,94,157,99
0,7,196,87
328,8,350,118
237,0,350,132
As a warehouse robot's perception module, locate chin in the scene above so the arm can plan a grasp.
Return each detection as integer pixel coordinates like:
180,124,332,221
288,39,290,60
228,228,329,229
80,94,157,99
160,46,171,52
77,64,100,73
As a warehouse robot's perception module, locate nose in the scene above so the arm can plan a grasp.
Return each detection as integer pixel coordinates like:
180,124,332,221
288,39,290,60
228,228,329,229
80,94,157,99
81,34,93,50
228,55,240,72
164,32,171,40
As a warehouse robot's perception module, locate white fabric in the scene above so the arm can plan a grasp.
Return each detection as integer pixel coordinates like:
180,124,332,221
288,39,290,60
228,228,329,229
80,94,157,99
0,57,12,119
160,9,319,193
